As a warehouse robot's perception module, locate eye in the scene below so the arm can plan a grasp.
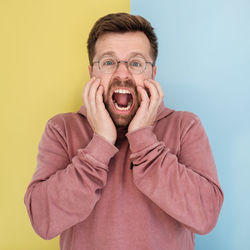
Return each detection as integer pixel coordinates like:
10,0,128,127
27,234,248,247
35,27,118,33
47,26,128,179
101,58,116,67
129,58,144,68
132,61,140,67
105,60,114,66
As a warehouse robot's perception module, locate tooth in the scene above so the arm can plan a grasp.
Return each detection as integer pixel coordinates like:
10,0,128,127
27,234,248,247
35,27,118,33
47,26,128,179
114,103,132,111
114,89,131,94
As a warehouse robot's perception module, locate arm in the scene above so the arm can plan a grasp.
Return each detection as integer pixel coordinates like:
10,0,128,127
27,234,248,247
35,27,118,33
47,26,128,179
127,116,224,235
24,120,118,240
24,77,118,239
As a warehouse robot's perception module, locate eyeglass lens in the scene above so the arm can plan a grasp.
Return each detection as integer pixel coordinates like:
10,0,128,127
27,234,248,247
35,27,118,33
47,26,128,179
99,56,147,74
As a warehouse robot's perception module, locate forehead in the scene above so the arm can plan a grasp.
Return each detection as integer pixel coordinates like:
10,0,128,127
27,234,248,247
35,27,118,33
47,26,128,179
94,31,152,60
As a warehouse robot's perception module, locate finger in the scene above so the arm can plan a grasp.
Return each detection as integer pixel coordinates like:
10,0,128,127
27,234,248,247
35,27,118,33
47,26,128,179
88,78,101,112
148,79,164,101
137,86,149,109
145,79,164,108
144,80,159,108
83,77,96,99
96,85,105,109
83,77,96,108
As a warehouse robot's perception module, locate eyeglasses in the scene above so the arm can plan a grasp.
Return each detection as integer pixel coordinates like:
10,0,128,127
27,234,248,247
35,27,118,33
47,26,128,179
92,56,154,74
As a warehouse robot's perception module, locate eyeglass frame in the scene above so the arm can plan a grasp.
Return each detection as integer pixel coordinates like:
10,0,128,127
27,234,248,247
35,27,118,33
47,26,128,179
91,55,155,74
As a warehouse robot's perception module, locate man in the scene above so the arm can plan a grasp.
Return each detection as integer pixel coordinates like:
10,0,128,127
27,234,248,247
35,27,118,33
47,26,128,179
24,13,223,250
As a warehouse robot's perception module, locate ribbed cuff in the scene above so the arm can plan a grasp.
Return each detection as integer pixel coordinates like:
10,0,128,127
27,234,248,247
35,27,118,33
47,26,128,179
79,134,118,166
126,126,158,153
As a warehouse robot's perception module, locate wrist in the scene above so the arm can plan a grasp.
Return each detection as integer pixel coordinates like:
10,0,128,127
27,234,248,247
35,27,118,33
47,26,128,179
126,126,157,152
96,132,116,145
79,133,118,166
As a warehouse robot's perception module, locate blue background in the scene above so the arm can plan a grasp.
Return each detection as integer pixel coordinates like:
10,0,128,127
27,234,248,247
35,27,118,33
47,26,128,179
131,0,250,249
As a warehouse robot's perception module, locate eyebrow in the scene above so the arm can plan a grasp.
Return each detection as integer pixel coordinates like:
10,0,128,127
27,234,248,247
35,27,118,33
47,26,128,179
97,51,148,60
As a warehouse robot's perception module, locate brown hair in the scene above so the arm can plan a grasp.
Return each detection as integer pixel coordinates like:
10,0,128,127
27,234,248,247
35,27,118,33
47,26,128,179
87,12,158,64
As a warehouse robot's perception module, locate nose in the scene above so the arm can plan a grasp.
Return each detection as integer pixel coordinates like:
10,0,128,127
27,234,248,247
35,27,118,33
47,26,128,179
113,61,132,79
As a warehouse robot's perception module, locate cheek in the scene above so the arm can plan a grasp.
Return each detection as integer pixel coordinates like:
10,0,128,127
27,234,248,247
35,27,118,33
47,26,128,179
133,76,146,87
134,69,153,87
101,78,110,96
92,71,111,94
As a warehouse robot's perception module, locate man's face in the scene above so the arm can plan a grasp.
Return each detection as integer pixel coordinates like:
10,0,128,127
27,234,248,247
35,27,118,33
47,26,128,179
89,31,156,128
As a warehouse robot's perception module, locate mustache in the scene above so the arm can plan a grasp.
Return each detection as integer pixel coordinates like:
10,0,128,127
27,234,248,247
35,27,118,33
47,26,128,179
108,77,136,90
104,77,142,106
105,77,139,102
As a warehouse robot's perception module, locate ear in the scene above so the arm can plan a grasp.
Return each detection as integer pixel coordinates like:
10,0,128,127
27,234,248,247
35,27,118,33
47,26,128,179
152,66,157,80
88,65,93,78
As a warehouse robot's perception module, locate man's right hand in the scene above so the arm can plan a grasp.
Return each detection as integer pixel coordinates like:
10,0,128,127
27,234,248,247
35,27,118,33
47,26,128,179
82,77,117,145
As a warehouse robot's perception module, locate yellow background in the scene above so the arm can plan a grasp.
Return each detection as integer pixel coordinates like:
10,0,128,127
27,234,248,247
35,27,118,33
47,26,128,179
0,1,129,249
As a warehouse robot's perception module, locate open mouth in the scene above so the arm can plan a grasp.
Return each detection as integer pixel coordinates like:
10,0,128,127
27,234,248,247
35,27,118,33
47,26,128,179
112,88,133,111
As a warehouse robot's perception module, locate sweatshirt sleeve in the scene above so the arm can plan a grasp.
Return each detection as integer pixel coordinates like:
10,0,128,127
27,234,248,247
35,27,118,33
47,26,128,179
126,115,224,235
24,119,118,240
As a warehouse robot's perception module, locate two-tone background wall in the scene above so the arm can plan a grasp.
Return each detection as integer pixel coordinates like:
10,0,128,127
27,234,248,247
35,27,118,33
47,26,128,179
1,0,249,249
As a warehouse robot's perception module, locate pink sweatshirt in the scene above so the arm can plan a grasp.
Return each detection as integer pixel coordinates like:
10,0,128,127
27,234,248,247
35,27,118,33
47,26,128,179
24,103,223,250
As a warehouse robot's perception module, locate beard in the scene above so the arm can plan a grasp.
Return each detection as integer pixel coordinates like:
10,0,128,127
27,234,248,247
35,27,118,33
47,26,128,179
103,77,140,128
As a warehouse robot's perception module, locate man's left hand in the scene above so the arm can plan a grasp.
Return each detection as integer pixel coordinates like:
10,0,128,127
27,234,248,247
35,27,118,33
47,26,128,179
128,79,164,133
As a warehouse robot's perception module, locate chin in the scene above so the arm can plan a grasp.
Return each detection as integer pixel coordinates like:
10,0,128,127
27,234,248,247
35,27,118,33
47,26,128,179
110,112,134,128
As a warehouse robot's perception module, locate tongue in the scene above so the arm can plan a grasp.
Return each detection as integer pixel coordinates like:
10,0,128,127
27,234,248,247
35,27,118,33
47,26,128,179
113,93,132,107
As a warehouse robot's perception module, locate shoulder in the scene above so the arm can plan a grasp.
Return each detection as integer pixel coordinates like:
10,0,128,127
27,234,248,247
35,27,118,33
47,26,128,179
46,112,89,135
161,107,201,126
157,108,204,138
173,110,201,125
48,112,84,124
